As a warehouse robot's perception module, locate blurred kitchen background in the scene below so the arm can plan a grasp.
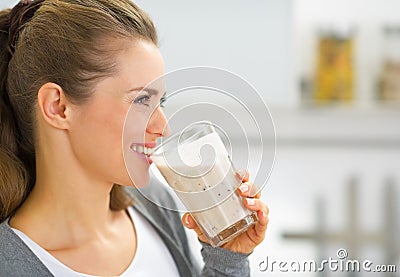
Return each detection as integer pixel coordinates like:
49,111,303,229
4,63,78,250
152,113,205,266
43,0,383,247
133,0,400,276
2,0,399,276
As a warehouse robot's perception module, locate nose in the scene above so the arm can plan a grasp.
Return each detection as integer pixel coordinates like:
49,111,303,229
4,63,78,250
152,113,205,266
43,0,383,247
146,106,171,138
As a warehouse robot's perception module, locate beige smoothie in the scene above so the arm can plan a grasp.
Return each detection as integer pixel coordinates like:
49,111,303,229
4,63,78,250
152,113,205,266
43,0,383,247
153,131,257,246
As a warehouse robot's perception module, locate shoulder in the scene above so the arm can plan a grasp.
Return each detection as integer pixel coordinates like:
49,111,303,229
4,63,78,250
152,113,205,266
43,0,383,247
0,221,52,276
0,220,21,261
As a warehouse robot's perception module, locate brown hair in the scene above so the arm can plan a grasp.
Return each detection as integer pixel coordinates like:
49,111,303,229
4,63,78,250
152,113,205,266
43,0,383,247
0,0,158,222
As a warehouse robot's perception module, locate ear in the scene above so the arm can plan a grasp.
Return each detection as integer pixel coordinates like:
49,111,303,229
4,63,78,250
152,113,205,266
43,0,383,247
37,82,71,130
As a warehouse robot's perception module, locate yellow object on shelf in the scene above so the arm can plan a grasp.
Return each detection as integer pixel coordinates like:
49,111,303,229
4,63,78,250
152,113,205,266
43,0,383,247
379,26,400,102
314,34,354,104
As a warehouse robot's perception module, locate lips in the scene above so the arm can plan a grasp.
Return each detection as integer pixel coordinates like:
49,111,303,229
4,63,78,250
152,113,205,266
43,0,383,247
131,145,154,155
130,142,156,164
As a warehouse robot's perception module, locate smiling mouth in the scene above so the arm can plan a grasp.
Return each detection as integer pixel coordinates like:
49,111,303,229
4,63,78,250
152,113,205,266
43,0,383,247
130,144,154,156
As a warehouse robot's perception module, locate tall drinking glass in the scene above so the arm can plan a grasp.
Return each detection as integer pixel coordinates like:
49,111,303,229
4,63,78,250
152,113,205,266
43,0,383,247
151,121,258,247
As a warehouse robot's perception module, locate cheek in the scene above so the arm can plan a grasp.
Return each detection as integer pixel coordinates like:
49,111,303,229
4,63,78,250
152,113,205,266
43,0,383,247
85,105,124,144
70,100,128,180
124,110,149,141
122,110,154,187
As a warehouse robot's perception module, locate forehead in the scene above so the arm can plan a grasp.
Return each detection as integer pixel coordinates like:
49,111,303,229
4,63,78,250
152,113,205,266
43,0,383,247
114,39,165,90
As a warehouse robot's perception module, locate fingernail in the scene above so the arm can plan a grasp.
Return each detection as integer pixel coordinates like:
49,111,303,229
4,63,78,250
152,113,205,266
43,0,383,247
246,198,256,206
239,185,249,193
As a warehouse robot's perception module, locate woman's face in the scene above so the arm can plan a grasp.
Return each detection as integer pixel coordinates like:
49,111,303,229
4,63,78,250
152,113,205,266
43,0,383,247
68,39,169,187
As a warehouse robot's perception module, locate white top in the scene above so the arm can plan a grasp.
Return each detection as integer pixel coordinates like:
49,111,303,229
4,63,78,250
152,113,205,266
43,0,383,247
11,207,179,276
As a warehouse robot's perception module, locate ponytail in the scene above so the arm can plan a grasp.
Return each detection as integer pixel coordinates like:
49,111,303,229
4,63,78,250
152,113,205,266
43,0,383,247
0,8,29,223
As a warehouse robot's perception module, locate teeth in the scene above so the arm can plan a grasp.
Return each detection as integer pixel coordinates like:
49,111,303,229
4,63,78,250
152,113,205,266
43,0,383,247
131,144,153,156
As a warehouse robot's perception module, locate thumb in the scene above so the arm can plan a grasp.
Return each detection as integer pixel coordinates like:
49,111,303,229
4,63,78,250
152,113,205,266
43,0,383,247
181,213,209,243
181,213,196,229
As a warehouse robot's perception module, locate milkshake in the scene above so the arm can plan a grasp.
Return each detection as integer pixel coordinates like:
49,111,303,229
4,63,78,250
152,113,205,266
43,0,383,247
151,122,258,247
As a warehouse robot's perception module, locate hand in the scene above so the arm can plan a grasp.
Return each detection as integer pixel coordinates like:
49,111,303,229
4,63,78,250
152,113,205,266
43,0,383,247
182,170,269,254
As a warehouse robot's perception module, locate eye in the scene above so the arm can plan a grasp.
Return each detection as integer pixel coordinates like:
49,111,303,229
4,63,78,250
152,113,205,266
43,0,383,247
160,96,166,108
134,94,151,106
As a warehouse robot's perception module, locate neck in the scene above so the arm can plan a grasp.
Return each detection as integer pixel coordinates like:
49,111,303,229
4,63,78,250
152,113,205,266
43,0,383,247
9,135,119,249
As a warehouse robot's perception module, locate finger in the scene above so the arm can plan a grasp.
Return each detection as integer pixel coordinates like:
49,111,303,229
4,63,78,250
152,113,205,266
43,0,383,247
244,199,269,239
255,205,269,227
181,213,208,243
181,213,196,229
253,191,262,199
249,209,269,243
243,198,269,216
238,182,253,197
236,169,249,183
254,207,269,237
238,182,262,199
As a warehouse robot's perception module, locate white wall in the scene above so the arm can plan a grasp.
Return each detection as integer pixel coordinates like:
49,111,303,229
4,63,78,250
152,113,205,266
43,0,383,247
135,0,295,108
1,0,294,107
0,0,18,9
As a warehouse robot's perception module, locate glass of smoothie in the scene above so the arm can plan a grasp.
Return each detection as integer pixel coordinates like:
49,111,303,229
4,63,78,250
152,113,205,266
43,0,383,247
151,121,258,247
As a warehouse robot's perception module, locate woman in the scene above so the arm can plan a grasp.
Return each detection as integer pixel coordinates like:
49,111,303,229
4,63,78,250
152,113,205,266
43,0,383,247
0,0,269,276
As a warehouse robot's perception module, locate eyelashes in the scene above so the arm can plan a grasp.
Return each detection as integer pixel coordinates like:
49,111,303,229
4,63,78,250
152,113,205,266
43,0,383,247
133,93,166,108
134,94,151,106
159,96,166,108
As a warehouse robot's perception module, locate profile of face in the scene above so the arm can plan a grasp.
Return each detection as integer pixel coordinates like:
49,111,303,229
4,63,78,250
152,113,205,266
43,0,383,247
67,39,170,188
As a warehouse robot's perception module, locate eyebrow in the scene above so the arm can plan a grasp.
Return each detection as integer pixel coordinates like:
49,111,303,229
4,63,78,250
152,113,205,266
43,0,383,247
127,86,164,96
